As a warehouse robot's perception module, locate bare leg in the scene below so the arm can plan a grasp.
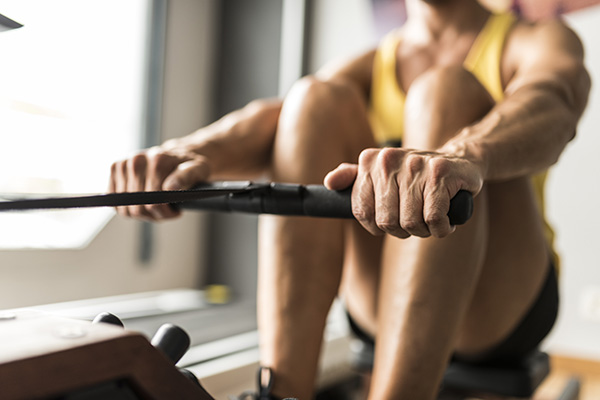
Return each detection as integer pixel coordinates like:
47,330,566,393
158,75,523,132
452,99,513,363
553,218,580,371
341,67,549,399
257,77,376,399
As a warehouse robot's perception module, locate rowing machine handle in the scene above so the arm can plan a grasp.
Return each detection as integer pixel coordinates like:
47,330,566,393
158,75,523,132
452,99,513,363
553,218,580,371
180,183,473,225
302,185,473,225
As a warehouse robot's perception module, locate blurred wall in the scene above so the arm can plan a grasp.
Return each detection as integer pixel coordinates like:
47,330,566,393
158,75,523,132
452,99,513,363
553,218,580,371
0,0,218,308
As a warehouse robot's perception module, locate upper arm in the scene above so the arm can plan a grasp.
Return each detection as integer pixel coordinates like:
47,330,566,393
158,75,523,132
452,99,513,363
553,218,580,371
314,49,377,100
504,20,590,117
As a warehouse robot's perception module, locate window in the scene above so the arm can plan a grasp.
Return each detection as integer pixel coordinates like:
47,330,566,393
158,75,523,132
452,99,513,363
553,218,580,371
0,0,152,248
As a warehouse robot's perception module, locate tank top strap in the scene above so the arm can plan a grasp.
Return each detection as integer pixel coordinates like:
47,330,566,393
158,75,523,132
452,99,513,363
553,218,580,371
369,29,405,144
463,12,517,102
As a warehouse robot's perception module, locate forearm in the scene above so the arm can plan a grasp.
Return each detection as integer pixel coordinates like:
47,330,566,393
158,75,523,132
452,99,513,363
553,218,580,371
442,79,588,182
162,98,283,179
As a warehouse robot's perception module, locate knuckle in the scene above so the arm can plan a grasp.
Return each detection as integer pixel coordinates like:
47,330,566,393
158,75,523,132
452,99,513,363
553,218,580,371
110,161,119,176
376,148,399,174
358,148,379,165
148,151,168,165
401,218,421,232
424,213,446,227
130,154,148,174
375,214,397,232
405,154,425,175
148,153,174,174
401,219,430,238
397,230,411,239
428,157,452,182
352,206,373,224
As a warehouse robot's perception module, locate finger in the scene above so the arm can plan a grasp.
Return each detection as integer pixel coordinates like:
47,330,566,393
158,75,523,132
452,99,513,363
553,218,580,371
423,186,455,238
143,158,209,219
352,173,382,236
372,148,409,238
399,180,430,238
145,152,179,190
373,176,406,237
163,158,211,190
353,149,383,235
108,160,126,216
138,151,185,220
324,163,358,190
108,162,118,194
114,160,131,217
376,186,411,238
126,154,155,220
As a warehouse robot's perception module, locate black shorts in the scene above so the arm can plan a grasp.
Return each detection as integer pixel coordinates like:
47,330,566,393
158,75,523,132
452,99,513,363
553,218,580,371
346,263,559,366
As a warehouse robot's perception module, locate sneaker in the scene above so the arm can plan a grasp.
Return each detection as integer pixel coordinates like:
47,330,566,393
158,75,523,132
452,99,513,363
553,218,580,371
229,367,297,400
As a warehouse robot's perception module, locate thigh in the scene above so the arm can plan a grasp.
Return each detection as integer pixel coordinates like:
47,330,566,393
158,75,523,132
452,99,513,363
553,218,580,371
340,222,384,335
455,177,551,356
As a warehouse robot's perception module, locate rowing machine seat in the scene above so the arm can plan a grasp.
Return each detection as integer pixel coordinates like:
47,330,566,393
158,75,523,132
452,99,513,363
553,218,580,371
348,338,550,398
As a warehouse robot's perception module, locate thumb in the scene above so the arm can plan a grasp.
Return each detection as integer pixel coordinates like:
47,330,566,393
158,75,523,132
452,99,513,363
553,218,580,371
324,163,358,190
163,158,211,190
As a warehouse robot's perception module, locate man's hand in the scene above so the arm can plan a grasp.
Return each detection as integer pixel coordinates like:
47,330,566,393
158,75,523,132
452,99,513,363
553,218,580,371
109,146,211,221
324,148,483,238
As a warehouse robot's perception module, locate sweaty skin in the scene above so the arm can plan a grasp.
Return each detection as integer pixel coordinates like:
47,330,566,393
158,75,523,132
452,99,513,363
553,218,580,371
109,0,589,398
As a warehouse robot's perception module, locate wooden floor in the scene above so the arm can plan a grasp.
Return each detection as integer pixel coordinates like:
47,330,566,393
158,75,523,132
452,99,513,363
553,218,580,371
533,355,600,400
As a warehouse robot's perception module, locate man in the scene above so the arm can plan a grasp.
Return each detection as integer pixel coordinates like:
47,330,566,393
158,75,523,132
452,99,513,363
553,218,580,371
109,0,590,398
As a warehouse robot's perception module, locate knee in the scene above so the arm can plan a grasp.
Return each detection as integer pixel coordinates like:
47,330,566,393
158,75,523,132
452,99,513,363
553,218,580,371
285,76,366,116
409,65,489,96
406,65,495,119
403,66,496,148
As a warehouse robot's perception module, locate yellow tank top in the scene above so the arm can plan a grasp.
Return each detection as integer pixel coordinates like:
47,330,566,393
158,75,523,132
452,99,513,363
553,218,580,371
368,12,559,268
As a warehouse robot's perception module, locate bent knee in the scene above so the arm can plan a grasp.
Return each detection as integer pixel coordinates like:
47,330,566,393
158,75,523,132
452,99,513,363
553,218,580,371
286,75,367,113
403,66,496,148
407,66,495,114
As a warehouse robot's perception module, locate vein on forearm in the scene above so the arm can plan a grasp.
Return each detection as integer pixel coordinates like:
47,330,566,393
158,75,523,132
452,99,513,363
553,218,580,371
443,76,587,182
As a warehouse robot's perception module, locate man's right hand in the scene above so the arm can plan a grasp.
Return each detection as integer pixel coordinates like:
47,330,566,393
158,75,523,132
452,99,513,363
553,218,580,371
108,146,211,221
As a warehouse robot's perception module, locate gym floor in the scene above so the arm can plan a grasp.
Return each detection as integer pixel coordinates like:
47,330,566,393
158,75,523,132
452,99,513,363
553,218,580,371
534,355,600,400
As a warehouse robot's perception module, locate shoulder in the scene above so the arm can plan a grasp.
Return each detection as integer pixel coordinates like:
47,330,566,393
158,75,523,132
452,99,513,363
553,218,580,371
501,17,589,115
503,17,585,80
511,18,583,54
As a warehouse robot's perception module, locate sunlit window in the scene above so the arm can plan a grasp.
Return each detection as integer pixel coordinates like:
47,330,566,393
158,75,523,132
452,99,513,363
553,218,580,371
0,0,151,248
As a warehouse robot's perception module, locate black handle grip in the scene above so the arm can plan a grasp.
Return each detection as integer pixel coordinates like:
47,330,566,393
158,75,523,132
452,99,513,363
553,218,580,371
301,185,353,218
446,190,473,226
180,183,473,225
302,185,472,225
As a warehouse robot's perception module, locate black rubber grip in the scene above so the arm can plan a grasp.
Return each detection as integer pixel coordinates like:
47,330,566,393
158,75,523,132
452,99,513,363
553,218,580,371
301,185,353,218
180,183,473,225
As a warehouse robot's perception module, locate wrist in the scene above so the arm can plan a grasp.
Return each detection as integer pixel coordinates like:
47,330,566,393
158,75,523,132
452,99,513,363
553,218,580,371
440,128,489,182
